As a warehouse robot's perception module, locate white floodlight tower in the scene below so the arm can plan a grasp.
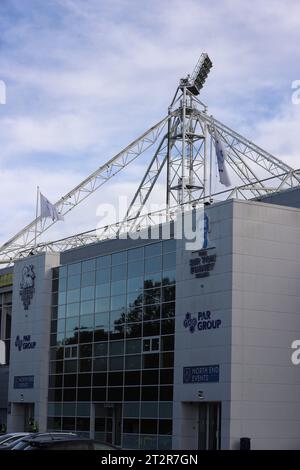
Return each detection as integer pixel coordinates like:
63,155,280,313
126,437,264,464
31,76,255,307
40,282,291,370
166,53,213,207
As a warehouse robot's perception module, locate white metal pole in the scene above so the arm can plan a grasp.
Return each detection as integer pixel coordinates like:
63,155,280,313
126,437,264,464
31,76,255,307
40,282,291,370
203,107,208,200
181,86,186,206
34,186,39,250
209,126,213,200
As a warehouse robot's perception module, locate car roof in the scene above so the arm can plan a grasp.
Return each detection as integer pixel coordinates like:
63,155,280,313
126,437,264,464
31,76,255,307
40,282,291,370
24,434,83,444
23,436,91,448
25,432,77,439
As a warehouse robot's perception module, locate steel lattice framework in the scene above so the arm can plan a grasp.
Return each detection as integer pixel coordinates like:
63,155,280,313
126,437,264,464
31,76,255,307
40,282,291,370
1,54,299,265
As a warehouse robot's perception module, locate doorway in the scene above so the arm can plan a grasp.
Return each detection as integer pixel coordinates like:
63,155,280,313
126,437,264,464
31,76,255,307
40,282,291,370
198,402,221,450
94,403,122,446
23,403,35,432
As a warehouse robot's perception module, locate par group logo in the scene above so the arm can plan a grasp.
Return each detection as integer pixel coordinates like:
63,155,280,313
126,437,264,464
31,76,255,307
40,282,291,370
15,336,23,352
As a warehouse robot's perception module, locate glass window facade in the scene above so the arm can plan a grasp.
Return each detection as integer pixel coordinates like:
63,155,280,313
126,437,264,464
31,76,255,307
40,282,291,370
48,240,176,449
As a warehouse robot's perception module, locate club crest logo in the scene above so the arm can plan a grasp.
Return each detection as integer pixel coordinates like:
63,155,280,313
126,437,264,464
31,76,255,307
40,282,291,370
19,265,35,310
183,312,197,333
15,336,23,351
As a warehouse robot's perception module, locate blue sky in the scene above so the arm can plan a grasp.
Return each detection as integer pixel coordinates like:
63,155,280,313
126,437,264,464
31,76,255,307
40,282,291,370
0,0,300,243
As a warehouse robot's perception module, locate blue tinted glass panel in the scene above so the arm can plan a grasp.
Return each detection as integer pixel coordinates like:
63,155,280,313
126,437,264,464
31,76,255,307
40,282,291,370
57,319,65,333
96,255,111,269
144,272,161,289
112,251,127,265
57,305,66,319
67,289,80,303
59,266,67,277
81,286,95,301
58,277,67,291
111,309,125,326
67,275,81,290
128,261,144,278
162,270,176,285
66,316,80,331
58,292,66,305
128,247,143,261
82,259,96,272
145,243,161,258
68,263,81,276
96,269,110,284
111,280,126,296
80,314,94,330
95,297,110,313
145,257,162,274
95,283,110,298
81,270,95,287
112,264,127,281
162,239,176,253
111,295,126,311
66,302,80,317
127,277,144,293
125,339,141,354
163,253,176,270
95,313,109,328
109,341,124,356
80,300,94,315
127,291,143,308
109,356,124,370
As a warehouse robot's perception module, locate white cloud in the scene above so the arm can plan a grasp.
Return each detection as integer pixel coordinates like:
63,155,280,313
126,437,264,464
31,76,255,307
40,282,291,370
0,0,300,250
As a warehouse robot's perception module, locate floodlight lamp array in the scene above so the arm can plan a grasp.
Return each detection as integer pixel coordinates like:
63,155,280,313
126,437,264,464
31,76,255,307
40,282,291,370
181,53,213,95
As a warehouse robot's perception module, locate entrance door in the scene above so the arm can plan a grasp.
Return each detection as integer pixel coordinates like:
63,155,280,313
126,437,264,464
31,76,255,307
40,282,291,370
94,404,122,446
198,402,221,450
23,403,35,432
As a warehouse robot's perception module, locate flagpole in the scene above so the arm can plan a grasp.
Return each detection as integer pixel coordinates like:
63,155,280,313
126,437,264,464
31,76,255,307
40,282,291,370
34,186,39,250
209,126,213,200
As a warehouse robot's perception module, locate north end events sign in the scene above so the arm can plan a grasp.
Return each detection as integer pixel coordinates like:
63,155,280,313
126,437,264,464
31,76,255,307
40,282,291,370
189,247,217,279
183,365,220,384
14,375,34,389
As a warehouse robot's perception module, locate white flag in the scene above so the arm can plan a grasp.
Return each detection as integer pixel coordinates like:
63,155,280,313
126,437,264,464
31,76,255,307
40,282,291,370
0,340,5,365
214,130,231,187
40,193,64,221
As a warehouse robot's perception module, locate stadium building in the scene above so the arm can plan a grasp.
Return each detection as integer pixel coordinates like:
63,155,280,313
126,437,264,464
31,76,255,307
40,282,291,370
1,55,300,449
0,190,300,449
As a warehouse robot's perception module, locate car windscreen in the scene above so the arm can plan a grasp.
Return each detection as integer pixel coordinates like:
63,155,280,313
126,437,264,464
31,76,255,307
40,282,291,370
10,439,32,450
1,435,28,447
0,434,14,444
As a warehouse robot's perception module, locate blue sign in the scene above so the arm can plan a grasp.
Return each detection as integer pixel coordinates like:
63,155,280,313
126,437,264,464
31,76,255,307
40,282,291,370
14,375,34,389
183,311,222,333
15,335,36,351
189,248,217,278
183,365,219,383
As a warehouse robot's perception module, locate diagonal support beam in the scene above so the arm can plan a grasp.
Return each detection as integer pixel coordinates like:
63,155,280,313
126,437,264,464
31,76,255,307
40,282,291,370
0,115,171,263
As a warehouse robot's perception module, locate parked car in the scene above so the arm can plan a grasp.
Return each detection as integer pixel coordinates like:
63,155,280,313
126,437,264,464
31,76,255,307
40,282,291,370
0,432,78,451
12,434,118,450
0,433,30,448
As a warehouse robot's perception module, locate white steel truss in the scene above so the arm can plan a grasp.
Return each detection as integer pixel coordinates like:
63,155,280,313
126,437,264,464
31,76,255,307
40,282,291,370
0,56,299,265
11,168,300,260
0,116,169,264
